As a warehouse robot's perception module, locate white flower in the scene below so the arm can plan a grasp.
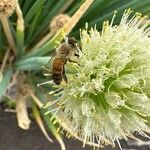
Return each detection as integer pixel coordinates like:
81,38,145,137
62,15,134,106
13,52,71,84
46,9,150,148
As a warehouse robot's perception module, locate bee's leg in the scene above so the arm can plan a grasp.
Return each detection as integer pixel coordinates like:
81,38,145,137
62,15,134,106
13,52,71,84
62,65,67,83
68,59,80,66
74,53,79,57
42,66,52,77
42,66,50,72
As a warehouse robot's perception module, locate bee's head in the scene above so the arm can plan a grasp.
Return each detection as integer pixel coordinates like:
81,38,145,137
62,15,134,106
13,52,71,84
67,37,77,47
66,37,82,57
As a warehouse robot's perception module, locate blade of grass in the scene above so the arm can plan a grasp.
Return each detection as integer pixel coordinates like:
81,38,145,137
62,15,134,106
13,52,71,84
25,7,43,44
24,0,46,24
18,0,24,8
132,0,150,13
30,92,43,109
89,0,150,26
32,101,53,143
39,0,55,20
22,0,34,15
15,56,50,71
27,0,66,46
41,105,66,150
71,0,150,37
0,68,13,100
78,0,119,25
25,0,94,58
0,23,5,48
67,0,85,15
0,49,10,74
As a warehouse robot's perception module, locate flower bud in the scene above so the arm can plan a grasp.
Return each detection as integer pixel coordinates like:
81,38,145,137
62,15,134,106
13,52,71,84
50,14,70,34
0,0,16,17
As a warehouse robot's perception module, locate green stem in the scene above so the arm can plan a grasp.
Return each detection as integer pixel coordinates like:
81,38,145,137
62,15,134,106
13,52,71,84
16,1,25,58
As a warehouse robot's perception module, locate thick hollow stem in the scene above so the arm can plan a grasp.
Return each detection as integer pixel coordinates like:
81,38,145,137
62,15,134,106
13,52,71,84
15,0,25,57
15,0,24,32
0,16,16,54
30,92,43,108
63,0,94,34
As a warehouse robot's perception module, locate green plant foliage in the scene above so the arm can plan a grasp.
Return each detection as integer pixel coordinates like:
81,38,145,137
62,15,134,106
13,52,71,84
0,69,13,100
0,0,150,149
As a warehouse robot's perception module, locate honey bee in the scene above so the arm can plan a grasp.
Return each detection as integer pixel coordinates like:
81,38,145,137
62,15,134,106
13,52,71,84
43,37,81,85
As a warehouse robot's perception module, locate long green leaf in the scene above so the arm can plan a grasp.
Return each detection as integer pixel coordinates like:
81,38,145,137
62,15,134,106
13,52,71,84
71,0,150,37
0,69,13,100
25,0,46,24
67,0,84,15
0,23,5,48
26,7,43,43
41,105,66,150
15,56,50,70
38,0,56,21
90,0,150,26
22,0,34,15
28,0,66,46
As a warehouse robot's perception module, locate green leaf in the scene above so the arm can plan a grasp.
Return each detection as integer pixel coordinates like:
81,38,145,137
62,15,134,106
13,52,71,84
25,7,43,43
15,56,50,70
25,0,46,24
0,23,5,48
41,107,66,150
67,0,85,15
71,0,150,37
0,69,13,100
22,0,34,15
27,0,66,46
25,29,65,58
38,0,55,22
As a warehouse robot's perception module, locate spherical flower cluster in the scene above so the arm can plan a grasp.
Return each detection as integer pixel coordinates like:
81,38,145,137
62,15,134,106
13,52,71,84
0,0,16,17
48,10,150,147
50,14,70,34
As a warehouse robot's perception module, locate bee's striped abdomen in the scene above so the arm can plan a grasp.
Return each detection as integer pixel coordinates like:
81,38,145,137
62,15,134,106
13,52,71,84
52,58,65,85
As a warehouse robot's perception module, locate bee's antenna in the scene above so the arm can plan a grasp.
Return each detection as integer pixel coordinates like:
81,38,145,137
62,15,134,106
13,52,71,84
65,37,68,43
42,66,50,72
75,43,84,57
37,80,53,87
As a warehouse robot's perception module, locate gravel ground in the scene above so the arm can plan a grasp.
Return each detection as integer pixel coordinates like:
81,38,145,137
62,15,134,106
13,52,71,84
0,106,150,150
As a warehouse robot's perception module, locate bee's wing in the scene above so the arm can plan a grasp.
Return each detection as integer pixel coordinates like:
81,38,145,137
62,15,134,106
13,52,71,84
42,53,56,76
